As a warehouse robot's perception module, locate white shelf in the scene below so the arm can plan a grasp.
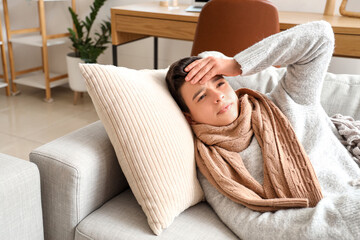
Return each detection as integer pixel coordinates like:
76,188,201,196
0,81,8,88
14,72,68,89
10,35,69,47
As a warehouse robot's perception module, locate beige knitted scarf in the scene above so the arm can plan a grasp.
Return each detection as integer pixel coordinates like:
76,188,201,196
192,88,323,212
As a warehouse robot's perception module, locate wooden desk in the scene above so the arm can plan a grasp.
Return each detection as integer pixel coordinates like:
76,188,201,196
111,2,360,66
279,12,360,59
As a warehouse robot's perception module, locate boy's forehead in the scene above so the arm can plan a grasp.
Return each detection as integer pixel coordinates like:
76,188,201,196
193,75,224,87
190,75,223,86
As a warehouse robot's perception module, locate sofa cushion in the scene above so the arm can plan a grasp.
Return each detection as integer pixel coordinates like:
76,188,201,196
80,64,204,235
320,72,360,119
75,189,238,240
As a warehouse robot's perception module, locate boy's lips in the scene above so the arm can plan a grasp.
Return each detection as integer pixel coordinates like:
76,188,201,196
217,103,232,114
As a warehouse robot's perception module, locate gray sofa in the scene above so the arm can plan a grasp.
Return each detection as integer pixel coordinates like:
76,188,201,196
0,153,44,240
30,68,360,240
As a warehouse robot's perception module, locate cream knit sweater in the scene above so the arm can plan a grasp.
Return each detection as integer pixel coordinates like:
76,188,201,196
199,21,360,240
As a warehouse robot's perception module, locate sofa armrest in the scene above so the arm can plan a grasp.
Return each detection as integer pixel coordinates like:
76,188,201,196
30,121,128,240
0,153,44,240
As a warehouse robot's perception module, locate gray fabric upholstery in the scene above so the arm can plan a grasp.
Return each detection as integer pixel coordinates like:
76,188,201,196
0,153,44,240
30,121,129,240
320,72,360,119
75,189,238,240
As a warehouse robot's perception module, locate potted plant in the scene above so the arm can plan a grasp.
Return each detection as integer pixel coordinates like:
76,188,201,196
66,0,111,104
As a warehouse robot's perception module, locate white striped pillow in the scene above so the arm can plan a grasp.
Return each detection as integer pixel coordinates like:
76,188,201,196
79,64,204,235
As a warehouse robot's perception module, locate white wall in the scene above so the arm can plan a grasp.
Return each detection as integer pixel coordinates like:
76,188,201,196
1,0,360,78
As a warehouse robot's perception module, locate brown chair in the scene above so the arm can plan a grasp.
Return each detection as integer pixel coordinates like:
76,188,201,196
191,0,280,57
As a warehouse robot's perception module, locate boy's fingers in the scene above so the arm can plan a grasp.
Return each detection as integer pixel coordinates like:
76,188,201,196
185,58,209,81
184,59,200,72
184,57,241,84
185,61,201,81
191,62,214,84
184,60,196,71
199,67,216,84
185,58,207,72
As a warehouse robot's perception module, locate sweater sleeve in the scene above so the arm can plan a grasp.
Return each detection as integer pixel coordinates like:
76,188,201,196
199,173,359,240
234,21,334,105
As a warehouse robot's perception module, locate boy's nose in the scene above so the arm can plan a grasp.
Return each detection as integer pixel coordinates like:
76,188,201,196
214,91,225,103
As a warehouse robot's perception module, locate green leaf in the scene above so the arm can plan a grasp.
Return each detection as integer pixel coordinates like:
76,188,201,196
68,7,83,39
67,0,111,63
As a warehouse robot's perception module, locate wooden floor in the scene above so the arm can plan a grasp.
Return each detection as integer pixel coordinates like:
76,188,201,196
0,85,99,161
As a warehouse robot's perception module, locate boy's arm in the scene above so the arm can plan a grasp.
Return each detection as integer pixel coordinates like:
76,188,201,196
234,21,334,105
186,21,334,105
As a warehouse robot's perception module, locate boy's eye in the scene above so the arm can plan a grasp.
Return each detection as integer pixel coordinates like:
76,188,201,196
198,94,206,102
217,81,225,87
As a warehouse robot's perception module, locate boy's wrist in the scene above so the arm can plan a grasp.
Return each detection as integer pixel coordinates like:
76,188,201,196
228,59,242,76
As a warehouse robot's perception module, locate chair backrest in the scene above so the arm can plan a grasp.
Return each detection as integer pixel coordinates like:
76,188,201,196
191,0,279,57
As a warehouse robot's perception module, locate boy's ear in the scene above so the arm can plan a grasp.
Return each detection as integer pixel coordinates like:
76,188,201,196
183,112,196,125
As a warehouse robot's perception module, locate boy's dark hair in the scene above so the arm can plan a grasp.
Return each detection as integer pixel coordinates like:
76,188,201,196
166,56,201,113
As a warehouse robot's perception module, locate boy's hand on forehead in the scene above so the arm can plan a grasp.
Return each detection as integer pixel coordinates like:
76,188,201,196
184,56,242,84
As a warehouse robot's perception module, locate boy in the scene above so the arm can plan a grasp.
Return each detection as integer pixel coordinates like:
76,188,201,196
166,21,360,239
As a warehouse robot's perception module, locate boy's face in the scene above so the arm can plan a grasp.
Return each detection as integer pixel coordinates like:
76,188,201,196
180,76,239,126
